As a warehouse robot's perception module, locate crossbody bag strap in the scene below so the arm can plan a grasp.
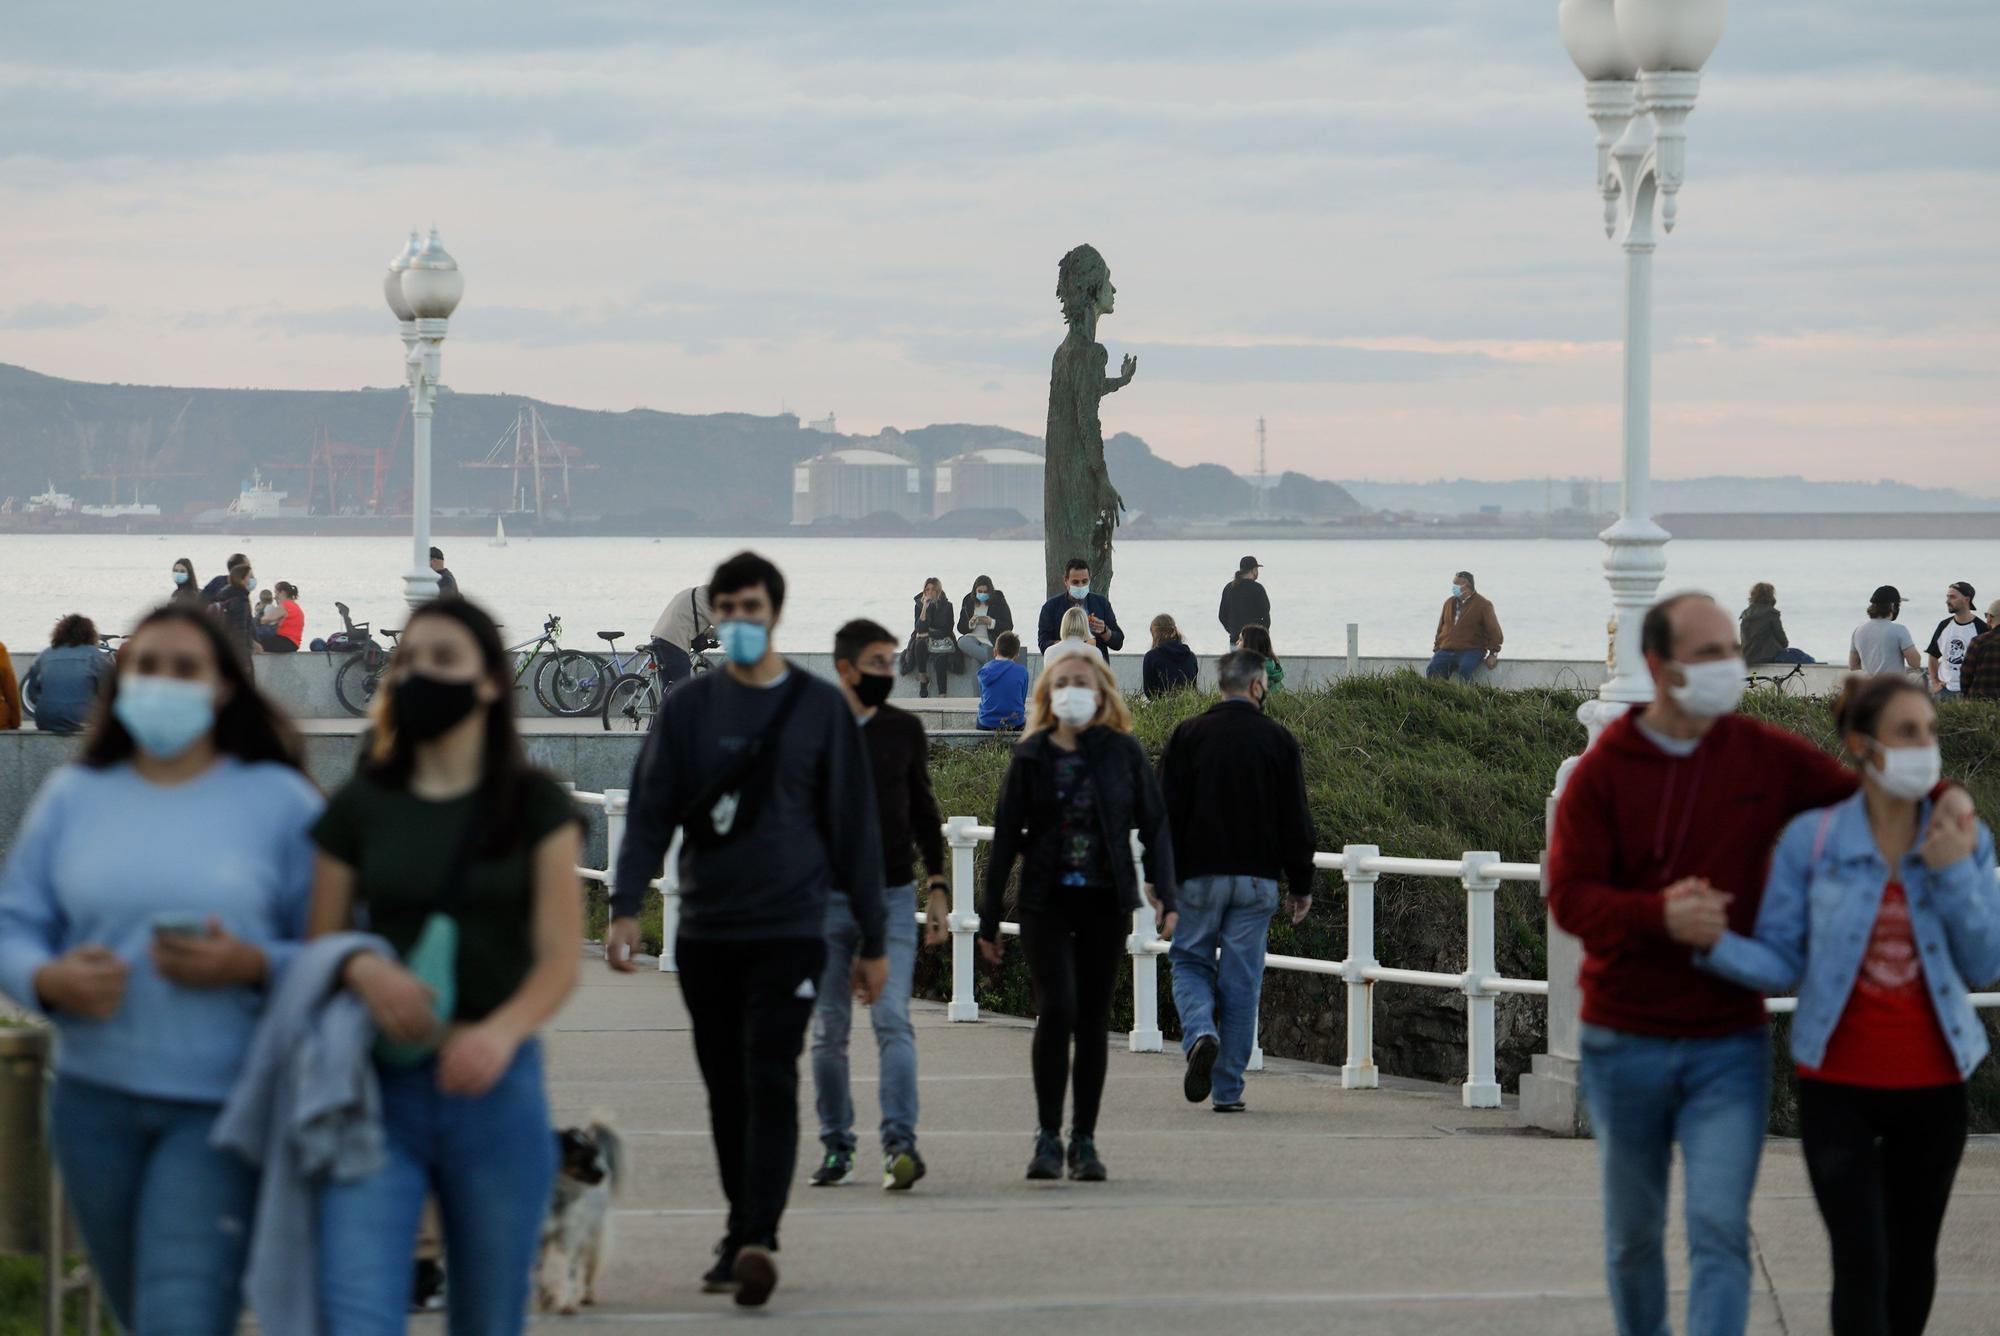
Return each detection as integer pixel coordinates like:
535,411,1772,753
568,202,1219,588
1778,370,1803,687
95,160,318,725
676,669,812,840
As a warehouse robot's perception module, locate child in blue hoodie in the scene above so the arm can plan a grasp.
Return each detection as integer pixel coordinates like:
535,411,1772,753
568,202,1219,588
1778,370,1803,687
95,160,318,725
977,632,1029,730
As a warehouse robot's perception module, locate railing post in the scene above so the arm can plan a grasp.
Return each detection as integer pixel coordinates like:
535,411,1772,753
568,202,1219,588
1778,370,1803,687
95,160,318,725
944,816,981,1022
1340,845,1379,1089
1461,851,1502,1109
1127,830,1163,1053
659,828,683,974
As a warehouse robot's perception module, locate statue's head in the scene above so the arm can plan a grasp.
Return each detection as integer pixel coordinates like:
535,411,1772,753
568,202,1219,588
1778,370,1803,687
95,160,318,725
1057,244,1114,326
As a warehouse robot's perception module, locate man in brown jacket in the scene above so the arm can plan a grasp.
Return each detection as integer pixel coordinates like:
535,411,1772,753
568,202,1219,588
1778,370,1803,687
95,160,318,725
1427,570,1502,683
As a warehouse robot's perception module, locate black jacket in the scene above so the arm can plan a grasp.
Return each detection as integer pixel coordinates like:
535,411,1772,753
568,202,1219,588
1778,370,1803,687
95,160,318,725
957,589,1014,640
1036,592,1124,654
1143,641,1199,695
1218,577,1271,640
981,727,1176,939
862,703,946,887
208,585,255,660
1157,699,1317,900
913,594,954,644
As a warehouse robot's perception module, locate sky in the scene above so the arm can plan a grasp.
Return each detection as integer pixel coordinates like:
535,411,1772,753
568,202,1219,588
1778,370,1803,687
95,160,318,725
3,1,1997,488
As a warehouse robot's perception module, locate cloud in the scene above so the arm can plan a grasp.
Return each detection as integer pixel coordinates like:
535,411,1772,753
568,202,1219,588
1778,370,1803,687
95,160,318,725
0,302,107,330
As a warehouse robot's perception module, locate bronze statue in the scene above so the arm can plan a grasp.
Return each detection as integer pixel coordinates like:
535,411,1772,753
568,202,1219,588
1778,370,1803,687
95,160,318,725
1043,243,1136,600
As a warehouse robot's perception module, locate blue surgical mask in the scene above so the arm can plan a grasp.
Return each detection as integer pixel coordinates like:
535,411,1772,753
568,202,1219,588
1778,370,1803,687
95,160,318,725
113,676,215,760
716,619,769,666
976,591,990,603
172,570,189,586
1451,584,1464,599
1068,584,1089,600
246,576,258,592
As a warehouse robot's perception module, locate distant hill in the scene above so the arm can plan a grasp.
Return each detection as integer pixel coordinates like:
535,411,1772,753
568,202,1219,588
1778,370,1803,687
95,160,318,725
0,363,1360,526
1339,475,2000,516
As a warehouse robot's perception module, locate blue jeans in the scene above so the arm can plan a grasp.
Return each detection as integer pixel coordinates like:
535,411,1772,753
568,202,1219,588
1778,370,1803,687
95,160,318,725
1579,1023,1771,1336
1169,875,1279,1105
48,1076,257,1336
812,884,920,1153
1426,649,1488,682
318,1041,556,1336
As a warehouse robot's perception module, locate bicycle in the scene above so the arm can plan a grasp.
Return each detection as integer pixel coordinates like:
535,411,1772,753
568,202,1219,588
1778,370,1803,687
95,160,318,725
331,603,396,717
505,614,599,717
1744,662,1808,695
599,635,715,731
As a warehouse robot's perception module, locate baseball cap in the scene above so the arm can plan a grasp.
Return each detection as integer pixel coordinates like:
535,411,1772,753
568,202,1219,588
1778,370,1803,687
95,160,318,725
1870,585,1902,606
1238,555,1261,573
1952,581,1977,602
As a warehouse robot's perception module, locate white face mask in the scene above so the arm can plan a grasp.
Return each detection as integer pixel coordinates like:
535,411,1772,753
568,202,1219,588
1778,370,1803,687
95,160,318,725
1667,657,1747,719
1050,685,1098,727
1871,742,1942,801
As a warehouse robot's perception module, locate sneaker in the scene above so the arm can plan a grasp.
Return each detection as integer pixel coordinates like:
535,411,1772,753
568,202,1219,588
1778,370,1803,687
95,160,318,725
700,1240,739,1294
883,1146,926,1191
731,1245,779,1308
1184,1034,1219,1104
1025,1128,1064,1181
810,1148,855,1186
409,1258,445,1312
1212,1101,1247,1114
1066,1132,1107,1182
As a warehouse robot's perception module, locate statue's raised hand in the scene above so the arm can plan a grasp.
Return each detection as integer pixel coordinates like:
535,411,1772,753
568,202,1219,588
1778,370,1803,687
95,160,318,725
1119,353,1137,383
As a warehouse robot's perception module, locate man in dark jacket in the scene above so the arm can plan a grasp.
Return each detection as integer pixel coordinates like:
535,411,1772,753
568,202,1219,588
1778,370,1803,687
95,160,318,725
810,618,950,1193
1035,557,1124,658
1156,649,1315,1112
429,546,459,599
608,551,885,1307
1217,556,1270,644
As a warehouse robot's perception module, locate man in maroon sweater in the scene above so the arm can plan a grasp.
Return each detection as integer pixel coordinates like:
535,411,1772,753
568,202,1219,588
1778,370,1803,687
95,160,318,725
1549,594,1973,1336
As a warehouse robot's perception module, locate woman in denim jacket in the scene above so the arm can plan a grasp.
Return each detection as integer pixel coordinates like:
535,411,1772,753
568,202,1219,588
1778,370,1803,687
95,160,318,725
1696,674,2000,1336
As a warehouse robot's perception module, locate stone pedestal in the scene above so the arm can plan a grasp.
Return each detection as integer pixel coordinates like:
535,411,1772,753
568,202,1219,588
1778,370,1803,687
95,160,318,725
1520,896,1591,1136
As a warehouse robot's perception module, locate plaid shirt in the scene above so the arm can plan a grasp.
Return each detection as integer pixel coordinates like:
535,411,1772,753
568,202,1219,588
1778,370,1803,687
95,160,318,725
1960,629,2000,699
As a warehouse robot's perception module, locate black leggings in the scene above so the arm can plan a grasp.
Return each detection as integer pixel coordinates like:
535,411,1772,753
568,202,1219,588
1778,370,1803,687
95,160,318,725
1020,894,1126,1137
1798,1078,1967,1336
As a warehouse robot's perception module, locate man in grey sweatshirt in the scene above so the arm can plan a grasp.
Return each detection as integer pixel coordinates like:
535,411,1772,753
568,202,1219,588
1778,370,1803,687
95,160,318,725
609,550,886,1308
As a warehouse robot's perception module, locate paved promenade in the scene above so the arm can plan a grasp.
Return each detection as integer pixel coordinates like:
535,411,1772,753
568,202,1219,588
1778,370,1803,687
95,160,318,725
458,950,2000,1334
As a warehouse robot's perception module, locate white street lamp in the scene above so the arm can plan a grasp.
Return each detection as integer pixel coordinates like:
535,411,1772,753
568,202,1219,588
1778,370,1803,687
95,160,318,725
1559,0,1726,730
385,227,464,610
1524,0,1726,1138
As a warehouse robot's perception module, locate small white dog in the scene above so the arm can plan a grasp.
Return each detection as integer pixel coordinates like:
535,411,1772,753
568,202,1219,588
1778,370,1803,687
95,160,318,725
535,1112,624,1316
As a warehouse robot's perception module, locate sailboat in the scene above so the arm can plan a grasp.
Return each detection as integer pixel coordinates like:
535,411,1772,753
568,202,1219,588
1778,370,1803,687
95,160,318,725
491,516,508,547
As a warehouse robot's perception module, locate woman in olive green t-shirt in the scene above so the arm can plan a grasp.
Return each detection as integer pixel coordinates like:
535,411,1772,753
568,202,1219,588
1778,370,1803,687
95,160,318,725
307,598,582,1336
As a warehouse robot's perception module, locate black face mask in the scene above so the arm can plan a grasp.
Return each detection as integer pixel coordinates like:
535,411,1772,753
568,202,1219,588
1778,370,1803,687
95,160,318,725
853,671,894,709
392,673,480,742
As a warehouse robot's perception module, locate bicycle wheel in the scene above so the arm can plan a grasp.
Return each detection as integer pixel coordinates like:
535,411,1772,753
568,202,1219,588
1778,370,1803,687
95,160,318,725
601,672,660,732
334,654,382,717
537,649,605,716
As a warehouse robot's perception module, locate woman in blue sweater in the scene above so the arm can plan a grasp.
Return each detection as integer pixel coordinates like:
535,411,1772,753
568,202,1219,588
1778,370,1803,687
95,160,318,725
0,605,320,1335
1695,674,2000,1336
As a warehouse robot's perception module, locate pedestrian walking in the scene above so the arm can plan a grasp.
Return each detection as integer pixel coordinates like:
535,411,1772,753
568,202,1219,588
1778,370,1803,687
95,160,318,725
1427,570,1502,682
1036,557,1125,657
0,604,320,1336
170,557,205,608
1217,555,1270,645
429,546,459,599
977,632,1029,731
911,577,957,698
1143,614,1199,696
1158,649,1316,1113
1546,592,1975,1336
1957,601,2000,701
308,597,584,1335
200,552,246,603
21,614,113,734
1925,582,1987,704
609,551,886,1307
1691,674,2000,1336
978,641,1177,1183
810,618,951,1191
647,584,716,693
957,575,1014,664
1740,583,1814,664
1849,585,1921,676
209,560,258,662
1234,624,1284,693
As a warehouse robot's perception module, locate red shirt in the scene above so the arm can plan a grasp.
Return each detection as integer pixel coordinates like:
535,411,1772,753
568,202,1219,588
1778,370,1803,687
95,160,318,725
1548,713,1858,1037
1800,881,1962,1088
276,600,304,646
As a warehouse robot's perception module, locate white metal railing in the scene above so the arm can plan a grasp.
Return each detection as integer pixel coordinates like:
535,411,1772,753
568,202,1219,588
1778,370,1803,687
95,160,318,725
564,786,2000,1112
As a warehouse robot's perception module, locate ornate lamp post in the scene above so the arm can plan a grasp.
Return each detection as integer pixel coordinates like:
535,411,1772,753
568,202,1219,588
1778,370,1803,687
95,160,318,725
1559,0,1726,734
384,227,465,610
1522,0,1726,1136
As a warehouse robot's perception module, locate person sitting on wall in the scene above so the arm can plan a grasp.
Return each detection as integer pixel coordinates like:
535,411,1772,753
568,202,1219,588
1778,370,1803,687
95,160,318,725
977,632,1029,731
1144,615,1199,696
